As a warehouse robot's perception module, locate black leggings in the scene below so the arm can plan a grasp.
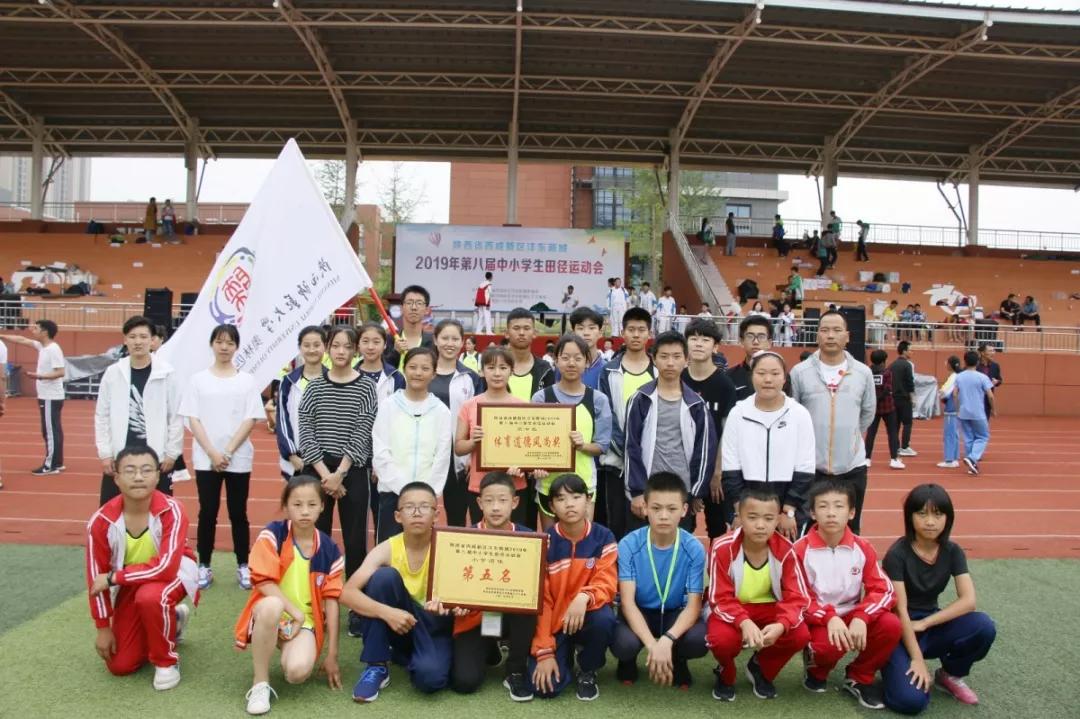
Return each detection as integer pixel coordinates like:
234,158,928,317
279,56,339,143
308,458,369,577
865,411,900,461
195,469,250,566
894,396,914,450
443,465,480,528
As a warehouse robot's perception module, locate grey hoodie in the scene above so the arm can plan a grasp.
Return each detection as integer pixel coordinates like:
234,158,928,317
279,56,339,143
789,350,876,475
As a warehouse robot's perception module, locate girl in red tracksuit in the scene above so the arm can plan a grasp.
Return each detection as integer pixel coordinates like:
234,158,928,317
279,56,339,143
233,475,344,715
706,486,810,702
85,446,198,692
795,479,901,710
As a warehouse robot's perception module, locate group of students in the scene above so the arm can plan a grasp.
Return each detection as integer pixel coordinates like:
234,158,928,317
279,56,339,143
84,288,995,714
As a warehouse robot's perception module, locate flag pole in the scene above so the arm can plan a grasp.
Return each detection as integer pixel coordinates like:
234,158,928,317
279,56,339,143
367,287,399,336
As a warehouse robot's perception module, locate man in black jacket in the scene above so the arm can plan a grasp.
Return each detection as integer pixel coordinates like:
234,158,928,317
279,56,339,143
890,341,917,456
727,315,791,402
977,342,1003,420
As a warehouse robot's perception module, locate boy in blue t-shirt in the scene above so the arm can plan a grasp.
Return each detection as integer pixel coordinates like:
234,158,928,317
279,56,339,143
611,472,708,688
954,351,995,476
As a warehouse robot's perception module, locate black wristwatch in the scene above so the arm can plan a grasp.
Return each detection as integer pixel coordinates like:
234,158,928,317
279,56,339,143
107,571,115,587
662,631,677,643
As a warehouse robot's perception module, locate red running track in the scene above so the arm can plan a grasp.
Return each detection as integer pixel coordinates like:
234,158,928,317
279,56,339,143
0,398,1078,559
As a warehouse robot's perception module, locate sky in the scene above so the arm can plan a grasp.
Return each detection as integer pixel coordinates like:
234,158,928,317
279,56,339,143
87,0,1080,234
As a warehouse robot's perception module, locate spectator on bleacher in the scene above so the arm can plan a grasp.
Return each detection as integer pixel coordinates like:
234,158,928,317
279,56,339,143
790,311,876,533
865,349,902,470
747,301,769,319
161,200,177,243
724,212,737,256
773,214,788,257
1018,295,1041,331
808,229,820,254
998,294,1020,325
890,341,918,459
815,237,830,277
828,211,843,245
700,216,715,247
882,300,900,336
822,229,838,268
786,266,804,308
975,343,1002,421
698,302,713,318
142,197,157,244
898,305,915,341
910,304,929,342
855,220,870,262
777,303,796,348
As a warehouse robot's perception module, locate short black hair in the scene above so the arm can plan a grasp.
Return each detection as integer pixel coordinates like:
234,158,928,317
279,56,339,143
818,310,847,329
903,483,955,545
401,284,430,305
897,341,910,355
398,481,438,503
122,315,154,336
485,272,493,280
964,350,979,367
622,307,651,329
281,474,325,508
549,473,590,499
115,444,160,468
870,349,888,364
977,342,991,353
209,323,240,345
506,307,534,324
738,486,781,510
644,472,687,500
35,319,58,338
653,330,687,356
808,478,856,509
569,306,603,329
479,471,517,495
154,324,168,339
300,324,330,345
685,317,722,343
403,346,437,368
738,315,773,340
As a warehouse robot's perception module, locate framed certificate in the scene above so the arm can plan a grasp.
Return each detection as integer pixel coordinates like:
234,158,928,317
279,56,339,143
477,403,575,472
427,527,548,613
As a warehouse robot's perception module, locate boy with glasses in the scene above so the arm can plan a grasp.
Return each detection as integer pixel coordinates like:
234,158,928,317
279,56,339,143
728,316,789,402
385,285,434,369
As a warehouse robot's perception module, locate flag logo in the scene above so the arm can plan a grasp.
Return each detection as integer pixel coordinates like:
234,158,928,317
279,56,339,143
209,246,257,325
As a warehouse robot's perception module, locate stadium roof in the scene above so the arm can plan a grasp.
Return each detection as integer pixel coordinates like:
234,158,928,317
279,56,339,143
0,0,1078,186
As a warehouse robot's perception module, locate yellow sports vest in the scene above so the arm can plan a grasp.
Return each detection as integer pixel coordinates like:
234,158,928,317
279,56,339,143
124,529,157,567
280,547,315,629
737,558,774,604
389,534,430,606
540,397,595,496
508,372,533,402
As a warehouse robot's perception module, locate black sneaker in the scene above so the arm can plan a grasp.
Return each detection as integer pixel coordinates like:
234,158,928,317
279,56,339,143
712,666,735,702
963,457,979,475
616,659,639,685
31,466,60,476
673,658,692,689
746,654,777,699
843,678,885,709
347,610,364,638
503,672,533,702
576,670,599,701
803,672,828,693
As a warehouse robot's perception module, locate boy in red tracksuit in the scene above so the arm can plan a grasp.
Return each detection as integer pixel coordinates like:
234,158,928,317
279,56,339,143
795,479,901,710
530,474,617,702
85,445,198,691
707,487,810,701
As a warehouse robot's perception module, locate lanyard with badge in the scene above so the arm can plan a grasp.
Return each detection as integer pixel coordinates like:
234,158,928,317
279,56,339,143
647,528,680,620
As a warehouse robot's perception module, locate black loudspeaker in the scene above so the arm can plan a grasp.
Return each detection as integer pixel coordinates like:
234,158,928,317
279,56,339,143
840,305,867,363
143,287,173,329
799,307,820,346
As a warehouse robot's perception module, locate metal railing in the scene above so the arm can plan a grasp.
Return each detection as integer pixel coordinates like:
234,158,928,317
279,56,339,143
0,201,243,224
682,215,1080,253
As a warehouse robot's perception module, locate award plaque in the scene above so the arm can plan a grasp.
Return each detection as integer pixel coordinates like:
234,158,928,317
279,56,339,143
427,527,548,613
477,403,575,472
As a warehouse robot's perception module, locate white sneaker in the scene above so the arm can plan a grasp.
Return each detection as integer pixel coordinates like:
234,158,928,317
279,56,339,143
237,564,252,590
864,459,872,468
171,468,191,483
197,565,213,590
937,461,960,468
153,664,181,691
898,447,918,457
246,682,277,715
175,603,190,643
889,459,906,470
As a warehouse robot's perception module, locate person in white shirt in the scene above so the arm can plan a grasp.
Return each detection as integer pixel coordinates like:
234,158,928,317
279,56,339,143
607,277,630,336
638,282,658,332
2,319,66,475
474,271,494,335
95,316,183,505
179,323,266,592
655,286,677,333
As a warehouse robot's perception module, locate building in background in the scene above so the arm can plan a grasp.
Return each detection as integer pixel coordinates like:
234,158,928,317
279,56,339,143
0,156,92,219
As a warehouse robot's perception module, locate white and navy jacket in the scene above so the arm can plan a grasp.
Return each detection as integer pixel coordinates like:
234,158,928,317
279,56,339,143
276,365,325,474
624,380,718,499
599,356,657,470
720,395,816,507
793,526,896,624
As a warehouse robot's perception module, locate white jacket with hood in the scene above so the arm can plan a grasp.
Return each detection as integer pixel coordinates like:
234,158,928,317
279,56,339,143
371,390,453,496
95,356,184,462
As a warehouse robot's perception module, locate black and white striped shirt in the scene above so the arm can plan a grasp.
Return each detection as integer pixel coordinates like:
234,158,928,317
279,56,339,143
298,373,377,467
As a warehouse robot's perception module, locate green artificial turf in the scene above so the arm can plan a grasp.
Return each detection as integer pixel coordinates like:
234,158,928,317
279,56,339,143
1,547,1076,718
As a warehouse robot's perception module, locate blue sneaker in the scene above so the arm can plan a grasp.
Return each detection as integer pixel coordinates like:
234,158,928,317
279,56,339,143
352,664,390,703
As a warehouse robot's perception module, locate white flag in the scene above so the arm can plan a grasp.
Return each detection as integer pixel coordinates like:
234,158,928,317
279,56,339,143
158,139,370,391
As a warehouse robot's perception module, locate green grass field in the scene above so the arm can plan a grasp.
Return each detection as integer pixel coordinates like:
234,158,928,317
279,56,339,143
1,545,1076,718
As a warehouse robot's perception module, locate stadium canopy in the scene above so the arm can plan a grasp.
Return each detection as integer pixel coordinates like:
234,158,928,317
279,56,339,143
0,0,1078,189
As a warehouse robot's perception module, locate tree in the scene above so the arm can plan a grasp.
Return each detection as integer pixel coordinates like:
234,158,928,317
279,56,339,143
313,159,346,217
378,162,426,224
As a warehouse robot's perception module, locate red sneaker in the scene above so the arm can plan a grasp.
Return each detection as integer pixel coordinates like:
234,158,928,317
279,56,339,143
935,668,979,705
